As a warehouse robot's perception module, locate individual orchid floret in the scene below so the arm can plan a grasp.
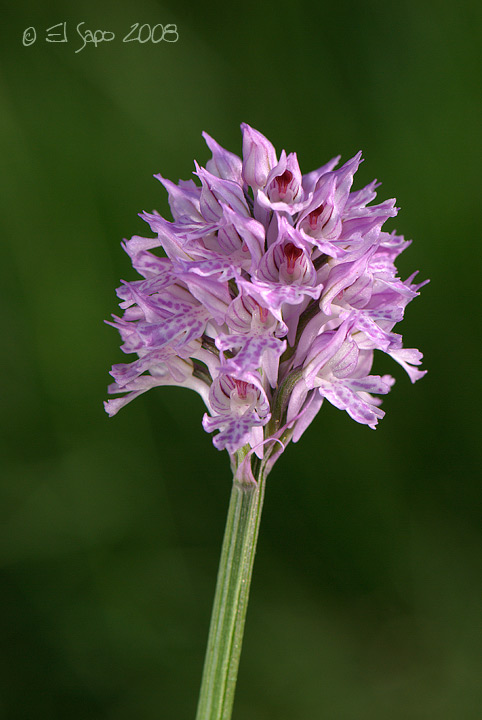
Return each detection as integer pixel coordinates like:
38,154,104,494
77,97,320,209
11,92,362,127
298,314,396,429
219,293,287,386
196,163,250,222
202,131,243,184
105,353,211,418
202,372,271,455
266,151,303,203
258,234,317,290
297,152,361,240
105,123,427,477
257,151,305,213
241,123,278,190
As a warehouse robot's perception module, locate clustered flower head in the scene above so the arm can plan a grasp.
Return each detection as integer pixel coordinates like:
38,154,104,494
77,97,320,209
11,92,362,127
105,124,427,480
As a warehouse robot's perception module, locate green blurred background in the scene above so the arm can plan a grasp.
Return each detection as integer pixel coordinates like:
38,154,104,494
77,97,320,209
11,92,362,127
1,0,481,718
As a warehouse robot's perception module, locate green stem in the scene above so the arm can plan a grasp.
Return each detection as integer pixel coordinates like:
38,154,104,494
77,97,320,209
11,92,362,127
195,462,267,720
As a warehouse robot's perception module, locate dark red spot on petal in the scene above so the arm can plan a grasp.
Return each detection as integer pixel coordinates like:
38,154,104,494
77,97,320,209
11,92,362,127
283,242,303,273
275,170,293,197
308,204,325,229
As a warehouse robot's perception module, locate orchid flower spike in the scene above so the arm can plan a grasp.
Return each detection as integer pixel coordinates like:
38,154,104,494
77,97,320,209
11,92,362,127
105,124,427,481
